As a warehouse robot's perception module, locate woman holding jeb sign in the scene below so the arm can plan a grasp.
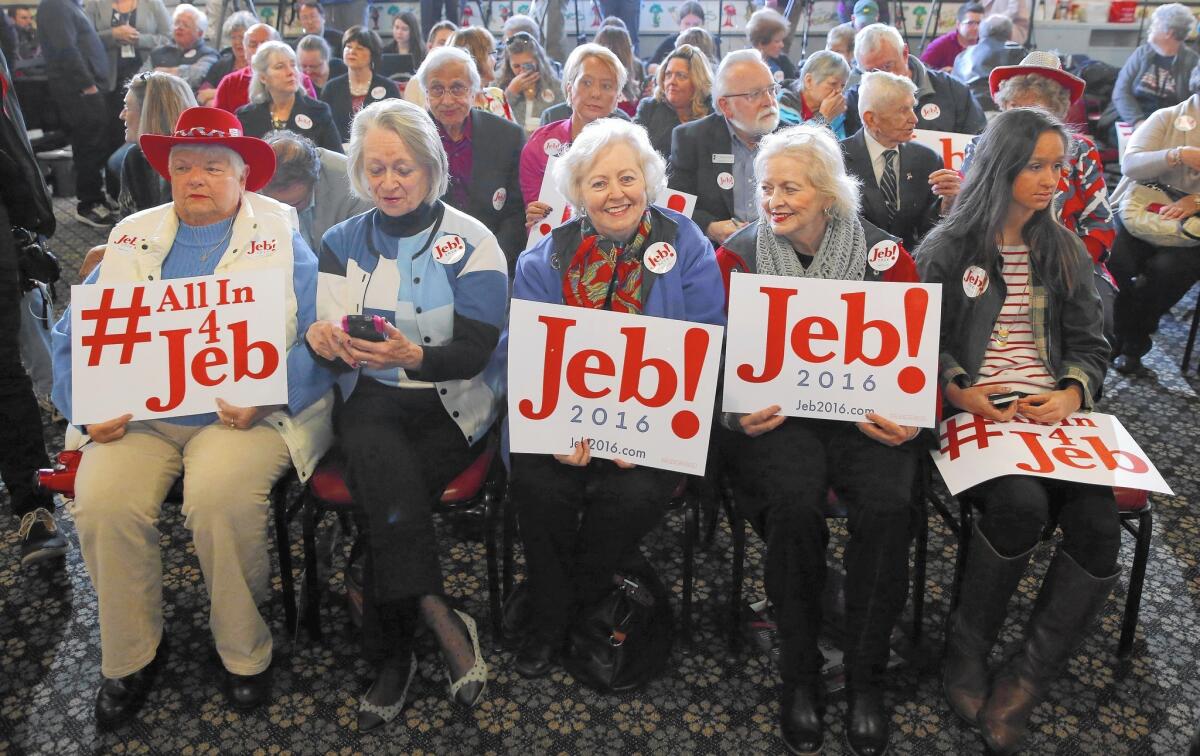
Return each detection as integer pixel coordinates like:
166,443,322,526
506,118,725,679
713,123,922,756
918,108,1116,756
305,100,506,729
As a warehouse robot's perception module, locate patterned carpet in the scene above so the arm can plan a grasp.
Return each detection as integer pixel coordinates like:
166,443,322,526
2,198,1199,754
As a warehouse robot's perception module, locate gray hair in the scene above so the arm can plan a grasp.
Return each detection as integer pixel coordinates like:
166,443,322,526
223,10,257,38
263,130,322,191
854,23,904,65
755,124,861,220
995,73,1071,118
826,23,855,52
857,69,916,120
798,50,850,91
713,48,769,99
561,43,628,101
167,144,246,180
554,118,666,212
296,33,331,62
173,3,207,32
980,14,1013,41
347,99,448,205
1151,2,1195,41
249,41,300,104
502,13,540,42
417,45,481,96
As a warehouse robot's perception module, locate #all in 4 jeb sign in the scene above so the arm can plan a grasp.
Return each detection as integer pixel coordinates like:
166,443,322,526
722,274,942,428
507,299,724,475
931,412,1173,496
70,270,289,424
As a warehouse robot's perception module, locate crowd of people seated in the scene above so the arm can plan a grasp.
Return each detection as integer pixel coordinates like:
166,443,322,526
3,2,1200,754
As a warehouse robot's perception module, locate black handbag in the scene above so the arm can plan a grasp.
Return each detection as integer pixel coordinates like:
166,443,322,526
14,226,59,290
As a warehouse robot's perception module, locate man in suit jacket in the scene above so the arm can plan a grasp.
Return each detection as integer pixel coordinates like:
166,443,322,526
841,71,961,253
668,49,785,245
262,132,372,250
844,23,986,136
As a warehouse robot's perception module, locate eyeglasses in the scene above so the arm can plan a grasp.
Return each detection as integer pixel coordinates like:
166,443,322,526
724,83,780,102
427,83,472,99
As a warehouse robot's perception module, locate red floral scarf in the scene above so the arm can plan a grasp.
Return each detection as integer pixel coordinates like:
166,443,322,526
562,212,653,313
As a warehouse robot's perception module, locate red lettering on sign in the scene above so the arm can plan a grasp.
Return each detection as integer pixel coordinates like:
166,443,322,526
1012,430,1149,475
144,318,280,413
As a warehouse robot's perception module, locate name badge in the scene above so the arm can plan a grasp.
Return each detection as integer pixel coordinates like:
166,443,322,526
432,234,466,265
294,113,313,130
120,45,135,58
183,48,197,59
712,153,734,164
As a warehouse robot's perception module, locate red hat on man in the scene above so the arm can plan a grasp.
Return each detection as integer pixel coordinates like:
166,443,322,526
140,107,277,192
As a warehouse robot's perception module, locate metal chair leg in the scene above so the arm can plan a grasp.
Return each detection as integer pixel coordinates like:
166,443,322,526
502,482,516,600
912,499,928,643
300,497,323,640
482,489,503,648
682,492,698,648
727,492,745,652
272,479,298,638
1119,507,1153,657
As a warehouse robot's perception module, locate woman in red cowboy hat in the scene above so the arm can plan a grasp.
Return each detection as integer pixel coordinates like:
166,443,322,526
49,106,336,729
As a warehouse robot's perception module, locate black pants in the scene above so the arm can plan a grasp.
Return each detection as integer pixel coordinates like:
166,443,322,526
47,80,109,208
0,203,51,518
336,379,478,655
1108,218,1200,358
419,0,459,38
722,418,917,690
512,452,677,645
598,0,642,54
967,475,1120,576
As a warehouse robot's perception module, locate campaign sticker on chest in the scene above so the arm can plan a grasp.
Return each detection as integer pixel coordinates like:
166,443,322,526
544,137,563,156
867,240,900,271
432,234,466,265
1175,114,1196,132
643,242,677,274
717,171,735,190
773,69,785,82
371,86,386,100
492,187,507,211
962,265,988,298
294,113,313,130
183,48,197,58
920,103,941,121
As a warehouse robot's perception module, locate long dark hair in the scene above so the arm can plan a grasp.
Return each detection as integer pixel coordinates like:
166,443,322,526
920,107,1080,294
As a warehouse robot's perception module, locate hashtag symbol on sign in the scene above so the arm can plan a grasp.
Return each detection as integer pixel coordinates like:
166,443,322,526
80,288,153,367
938,414,1002,460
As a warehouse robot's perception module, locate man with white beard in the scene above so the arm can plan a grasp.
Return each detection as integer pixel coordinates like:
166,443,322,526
668,50,785,245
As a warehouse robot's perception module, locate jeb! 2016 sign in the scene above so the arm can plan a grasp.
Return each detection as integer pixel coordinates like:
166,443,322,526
507,299,724,475
722,275,942,428
70,270,288,424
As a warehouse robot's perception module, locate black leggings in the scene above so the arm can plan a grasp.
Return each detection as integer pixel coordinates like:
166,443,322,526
1108,218,1200,358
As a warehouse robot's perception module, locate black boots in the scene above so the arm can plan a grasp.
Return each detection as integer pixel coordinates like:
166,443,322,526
95,638,167,730
845,686,889,756
943,525,1035,724
979,550,1117,755
780,682,824,755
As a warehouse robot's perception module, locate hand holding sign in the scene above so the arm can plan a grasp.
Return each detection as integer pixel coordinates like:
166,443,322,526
88,413,133,443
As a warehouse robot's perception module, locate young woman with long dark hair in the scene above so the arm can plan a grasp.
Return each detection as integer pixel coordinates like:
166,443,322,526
918,107,1117,756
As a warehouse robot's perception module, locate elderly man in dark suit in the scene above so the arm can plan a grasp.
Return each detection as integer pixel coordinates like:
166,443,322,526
418,46,526,270
841,70,960,253
668,49,784,245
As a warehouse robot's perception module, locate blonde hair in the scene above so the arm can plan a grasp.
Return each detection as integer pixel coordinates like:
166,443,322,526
561,43,628,101
126,71,197,138
450,26,496,82
653,44,713,120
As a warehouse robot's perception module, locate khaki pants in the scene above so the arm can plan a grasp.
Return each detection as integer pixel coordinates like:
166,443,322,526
70,420,291,679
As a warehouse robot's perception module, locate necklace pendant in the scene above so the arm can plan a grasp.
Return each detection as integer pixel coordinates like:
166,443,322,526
993,325,1010,348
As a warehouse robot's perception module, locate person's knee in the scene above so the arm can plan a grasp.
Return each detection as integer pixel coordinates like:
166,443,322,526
73,458,163,528
976,477,1050,553
182,474,271,534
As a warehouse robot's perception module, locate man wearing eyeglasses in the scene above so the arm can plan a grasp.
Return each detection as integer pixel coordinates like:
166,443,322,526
668,50,785,245
843,23,986,137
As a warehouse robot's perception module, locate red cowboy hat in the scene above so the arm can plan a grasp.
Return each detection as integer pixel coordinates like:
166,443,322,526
140,107,277,192
989,51,1086,105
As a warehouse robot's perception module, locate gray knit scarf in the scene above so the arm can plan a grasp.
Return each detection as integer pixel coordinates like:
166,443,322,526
754,214,868,281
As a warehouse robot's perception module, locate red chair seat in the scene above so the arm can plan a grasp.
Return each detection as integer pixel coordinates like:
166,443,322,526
440,447,495,503
1114,487,1149,512
306,448,497,508
307,460,354,506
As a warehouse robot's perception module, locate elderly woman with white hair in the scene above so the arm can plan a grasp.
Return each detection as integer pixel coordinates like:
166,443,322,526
634,43,714,156
417,45,527,269
306,99,507,730
50,106,335,726
235,41,342,152
520,43,628,227
790,49,851,138
507,118,725,678
715,124,921,756
1111,2,1199,127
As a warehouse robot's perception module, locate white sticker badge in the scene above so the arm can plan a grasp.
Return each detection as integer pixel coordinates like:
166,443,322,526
717,171,735,190
1175,114,1196,132
371,86,387,100
541,89,555,103
294,113,313,130
643,242,677,274
183,48,197,59
543,138,562,156
773,69,784,82
963,265,989,298
867,239,900,272
492,187,507,211
920,102,941,121
432,234,466,265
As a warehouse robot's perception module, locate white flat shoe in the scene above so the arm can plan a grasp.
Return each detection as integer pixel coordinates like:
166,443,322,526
357,651,417,733
447,609,488,707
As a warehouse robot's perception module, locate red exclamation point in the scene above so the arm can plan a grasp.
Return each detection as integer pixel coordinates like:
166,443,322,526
667,193,686,213
670,328,709,439
897,288,928,394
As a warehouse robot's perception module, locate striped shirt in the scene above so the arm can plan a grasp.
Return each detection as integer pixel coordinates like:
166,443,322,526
975,245,1055,395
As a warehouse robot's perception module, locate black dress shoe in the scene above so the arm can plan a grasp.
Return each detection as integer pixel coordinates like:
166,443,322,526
95,639,166,729
845,687,889,756
513,638,555,678
780,683,824,755
1114,354,1155,377
225,668,271,711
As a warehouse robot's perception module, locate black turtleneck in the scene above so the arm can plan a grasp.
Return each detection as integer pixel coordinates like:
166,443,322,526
375,202,439,238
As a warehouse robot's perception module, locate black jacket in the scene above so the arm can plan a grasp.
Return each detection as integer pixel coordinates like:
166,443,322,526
320,72,400,142
0,49,53,235
635,96,713,157
237,93,344,153
845,55,986,136
840,129,943,254
36,0,108,92
443,110,526,271
538,102,630,125
118,143,167,217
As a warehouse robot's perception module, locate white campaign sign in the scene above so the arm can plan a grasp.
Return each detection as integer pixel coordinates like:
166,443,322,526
70,270,289,424
912,129,974,171
507,299,724,475
722,274,942,427
931,411,1173,496
527,155,573,247
659,189,698,219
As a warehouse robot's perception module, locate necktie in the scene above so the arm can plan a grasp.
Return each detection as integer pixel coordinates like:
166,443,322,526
880,148,899,222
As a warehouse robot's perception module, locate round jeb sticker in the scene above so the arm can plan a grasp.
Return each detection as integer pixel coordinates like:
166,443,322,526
643,242,677,274
1175,114,1196,132
773,69,784,82
717,171,735,190
867,239,899,271
294,113,313,130
920,102,941,121
184,48,197,58
371,86,386,99
962,265,989,298
543,137,562,156
492,187,506,211
541,89,555,103
432,234,466,264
